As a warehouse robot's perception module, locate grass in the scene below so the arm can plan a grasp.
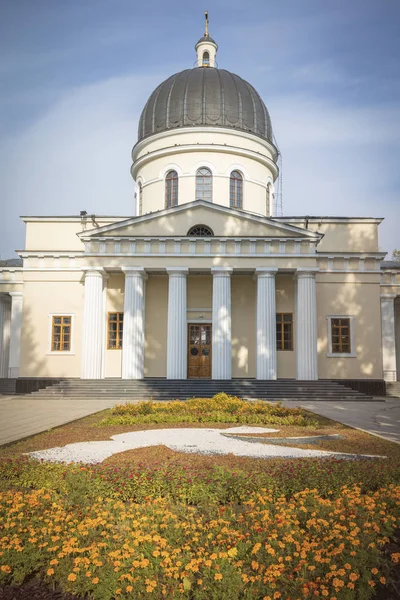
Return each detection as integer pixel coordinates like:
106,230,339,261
1,394,400,599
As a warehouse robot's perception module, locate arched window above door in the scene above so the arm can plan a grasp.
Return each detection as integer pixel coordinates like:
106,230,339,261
165,170,178,208
196,167,212,202
230,170,243,208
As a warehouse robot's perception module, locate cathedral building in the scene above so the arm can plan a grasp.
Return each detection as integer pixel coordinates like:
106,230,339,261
0,19,399,389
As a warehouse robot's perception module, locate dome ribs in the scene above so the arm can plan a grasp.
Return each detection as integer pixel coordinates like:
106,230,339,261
136,68,275,145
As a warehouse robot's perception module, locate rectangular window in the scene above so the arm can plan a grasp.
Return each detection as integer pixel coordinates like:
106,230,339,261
276,313,293,351
108,312,123,349
51,316,72,352
331,317,351,354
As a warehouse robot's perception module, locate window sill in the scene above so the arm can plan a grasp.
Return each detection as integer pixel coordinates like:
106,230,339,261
327,353,357,358
46,352,75,356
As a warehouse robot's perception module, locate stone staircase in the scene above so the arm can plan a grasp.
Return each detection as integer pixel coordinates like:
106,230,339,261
23,378,376,402
386,382,400,398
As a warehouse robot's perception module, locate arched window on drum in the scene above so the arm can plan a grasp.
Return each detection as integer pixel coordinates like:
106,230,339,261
230,170,243,209
202,51,210,67
138,182,143,216
196,167,213,202
165,170,178,208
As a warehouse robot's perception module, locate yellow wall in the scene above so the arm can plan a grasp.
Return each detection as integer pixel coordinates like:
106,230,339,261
20,275,84,377
231,276,256,377
276,275,296,378
144,276,168,377
316,276,383,379
104,272,124,377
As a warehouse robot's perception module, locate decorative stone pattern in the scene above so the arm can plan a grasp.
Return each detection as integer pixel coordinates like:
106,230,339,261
81,269,105,379
122,268,147,380
212,268,232,379
296,271,318,380
167,268,188,379
256,269,277,380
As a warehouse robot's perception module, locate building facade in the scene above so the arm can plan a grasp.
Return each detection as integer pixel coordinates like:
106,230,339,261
0,24,399,384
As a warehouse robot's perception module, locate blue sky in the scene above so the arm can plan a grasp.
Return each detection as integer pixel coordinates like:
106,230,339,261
1,0,399,258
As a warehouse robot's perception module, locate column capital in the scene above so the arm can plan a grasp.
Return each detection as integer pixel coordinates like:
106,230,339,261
121,267,147,279
381,294,397,300
8,292,24,297
211,267,233,278
166,267,189,277
254,268,278,279
82,267,105,277
296,268,319,279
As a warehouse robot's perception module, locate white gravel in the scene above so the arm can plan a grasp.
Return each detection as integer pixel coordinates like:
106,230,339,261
27,426,384,464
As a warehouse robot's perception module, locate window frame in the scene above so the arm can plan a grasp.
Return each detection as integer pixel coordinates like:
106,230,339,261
107,312,124,350
230,170,243,209
47,314,75,355
202,51,210,66
276,312,294,351
165,170,178,209
196,167,213,202
327,315,356,357
138,182,143,216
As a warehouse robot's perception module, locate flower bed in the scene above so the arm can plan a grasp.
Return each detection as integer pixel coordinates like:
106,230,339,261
102,394,318,426
0,484,399,599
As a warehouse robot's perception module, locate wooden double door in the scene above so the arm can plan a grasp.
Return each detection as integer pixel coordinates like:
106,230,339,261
188,323,212,378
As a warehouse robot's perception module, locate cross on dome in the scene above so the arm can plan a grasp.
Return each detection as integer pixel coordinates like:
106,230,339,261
195,11,218,67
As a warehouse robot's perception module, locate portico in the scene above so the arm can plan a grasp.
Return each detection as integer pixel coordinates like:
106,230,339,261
78,261,318,380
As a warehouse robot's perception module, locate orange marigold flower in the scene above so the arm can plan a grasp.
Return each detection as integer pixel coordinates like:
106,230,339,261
273,593,281,599
371,568,378,575
126,586,133,593
380,577,386,585
50,559,59,566
92,577,99,585
1,566,11,574
391,553,400,564
214,573,223,581
67,573,77,582
349,573,359,581
47,569,54,576
115,590,122,595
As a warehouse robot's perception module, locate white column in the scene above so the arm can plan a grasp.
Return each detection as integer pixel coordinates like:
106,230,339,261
122,268,147,379
167,268,188,379
381,294,397,381
296,270,318,380
8,292,23,378
212,267,232,379
255,268,277,380
81,268,105,379
0,296,11,378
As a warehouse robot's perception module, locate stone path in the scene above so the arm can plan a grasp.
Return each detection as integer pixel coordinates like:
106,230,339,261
1,395,399,448
282,398,400,444
0,396,116,446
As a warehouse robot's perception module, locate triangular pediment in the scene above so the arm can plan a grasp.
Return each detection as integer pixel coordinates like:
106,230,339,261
79,202,322,240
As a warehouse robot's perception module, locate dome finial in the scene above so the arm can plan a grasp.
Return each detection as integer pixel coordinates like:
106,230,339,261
195,11,218,67
205,10,209,36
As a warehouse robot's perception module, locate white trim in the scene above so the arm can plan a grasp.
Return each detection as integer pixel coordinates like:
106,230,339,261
326,315,356,358
132,125,278,163
187,318,212,323
21,216,126,223
159,163,183,179
274,217,383,225
47,313,76,355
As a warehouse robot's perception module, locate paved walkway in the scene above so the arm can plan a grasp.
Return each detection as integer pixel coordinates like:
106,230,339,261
0,396,117,446
282,399,400,444
1,395,400,448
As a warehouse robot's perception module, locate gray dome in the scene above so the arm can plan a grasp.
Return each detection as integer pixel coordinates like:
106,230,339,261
137,68,275,144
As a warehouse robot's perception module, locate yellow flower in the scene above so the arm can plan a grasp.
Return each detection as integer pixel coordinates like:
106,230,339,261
214,573,223,581
227,547,238,558
50,559,59,566
115,590,122,595
67,573,77,582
